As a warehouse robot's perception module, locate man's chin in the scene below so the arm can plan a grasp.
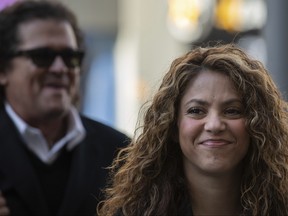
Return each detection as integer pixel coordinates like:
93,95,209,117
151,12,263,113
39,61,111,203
42,105,71,119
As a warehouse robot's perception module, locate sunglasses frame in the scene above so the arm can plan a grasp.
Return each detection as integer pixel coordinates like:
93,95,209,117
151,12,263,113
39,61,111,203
8,47,85,68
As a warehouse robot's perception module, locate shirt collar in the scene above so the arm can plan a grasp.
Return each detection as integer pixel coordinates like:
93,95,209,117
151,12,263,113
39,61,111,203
5,102,86,163
5,102,27,134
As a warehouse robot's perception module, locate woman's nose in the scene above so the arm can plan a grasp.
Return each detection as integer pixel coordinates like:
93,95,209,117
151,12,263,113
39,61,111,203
204,113,226,134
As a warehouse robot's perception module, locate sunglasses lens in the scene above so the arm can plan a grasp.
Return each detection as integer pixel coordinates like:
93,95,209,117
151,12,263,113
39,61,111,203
31,53,55,68
62,52,84,68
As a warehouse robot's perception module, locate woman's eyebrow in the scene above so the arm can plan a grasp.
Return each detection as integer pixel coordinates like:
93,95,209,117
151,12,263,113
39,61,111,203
222,99,242,106
185,98,242,107
185,99,208,107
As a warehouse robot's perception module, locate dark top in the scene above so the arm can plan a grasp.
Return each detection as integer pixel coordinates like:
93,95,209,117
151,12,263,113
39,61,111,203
24,147,72,216
116,199,193,216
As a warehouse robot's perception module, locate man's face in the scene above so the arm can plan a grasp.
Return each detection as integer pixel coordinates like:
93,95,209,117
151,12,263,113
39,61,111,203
0,19,81,125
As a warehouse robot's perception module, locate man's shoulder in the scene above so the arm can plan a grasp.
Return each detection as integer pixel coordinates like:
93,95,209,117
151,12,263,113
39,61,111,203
79,114,129,142
80,115,120,133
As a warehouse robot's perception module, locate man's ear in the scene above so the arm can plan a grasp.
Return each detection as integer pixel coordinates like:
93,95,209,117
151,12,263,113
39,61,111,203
0,72,7,86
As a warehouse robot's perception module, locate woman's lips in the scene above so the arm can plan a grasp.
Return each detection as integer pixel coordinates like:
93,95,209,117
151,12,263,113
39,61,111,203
200,139,232,147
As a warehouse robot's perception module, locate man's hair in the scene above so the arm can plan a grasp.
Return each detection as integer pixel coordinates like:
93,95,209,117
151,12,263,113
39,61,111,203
0,0,83,70
0,0,83,105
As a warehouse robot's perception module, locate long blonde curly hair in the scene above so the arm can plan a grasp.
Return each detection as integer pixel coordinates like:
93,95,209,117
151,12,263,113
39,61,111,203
97,43,288,216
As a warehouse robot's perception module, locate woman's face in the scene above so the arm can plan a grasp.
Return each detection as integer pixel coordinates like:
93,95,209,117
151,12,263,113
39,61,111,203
177,70,250,177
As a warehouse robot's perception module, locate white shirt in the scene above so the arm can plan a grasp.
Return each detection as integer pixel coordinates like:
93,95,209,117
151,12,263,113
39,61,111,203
5,103,86,164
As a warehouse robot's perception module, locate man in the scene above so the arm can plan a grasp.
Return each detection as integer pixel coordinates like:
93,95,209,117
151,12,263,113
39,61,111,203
0,1,128,215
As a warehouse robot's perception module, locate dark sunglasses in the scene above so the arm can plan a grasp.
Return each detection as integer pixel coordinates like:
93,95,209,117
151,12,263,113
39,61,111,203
9,47,84,68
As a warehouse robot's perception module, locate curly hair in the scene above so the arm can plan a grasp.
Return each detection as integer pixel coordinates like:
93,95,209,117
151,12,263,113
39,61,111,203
97,43,288,216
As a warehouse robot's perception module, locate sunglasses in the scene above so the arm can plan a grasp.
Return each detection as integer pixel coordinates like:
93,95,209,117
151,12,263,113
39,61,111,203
9,47,84,68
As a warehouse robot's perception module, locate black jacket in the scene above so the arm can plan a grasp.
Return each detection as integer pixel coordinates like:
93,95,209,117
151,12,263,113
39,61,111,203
0,108,128,216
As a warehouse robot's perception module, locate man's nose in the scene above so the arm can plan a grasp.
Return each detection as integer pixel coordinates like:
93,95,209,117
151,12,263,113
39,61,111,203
49,56,68,72
204,113,226,134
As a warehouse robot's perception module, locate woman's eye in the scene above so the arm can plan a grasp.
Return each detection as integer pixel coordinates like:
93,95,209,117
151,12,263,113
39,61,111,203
225,108,243,116
187,107,204,115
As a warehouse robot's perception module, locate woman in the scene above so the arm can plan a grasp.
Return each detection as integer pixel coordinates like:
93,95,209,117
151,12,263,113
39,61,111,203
97,44,288,215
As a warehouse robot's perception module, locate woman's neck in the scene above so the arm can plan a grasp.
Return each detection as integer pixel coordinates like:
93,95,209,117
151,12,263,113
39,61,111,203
186,171,242,215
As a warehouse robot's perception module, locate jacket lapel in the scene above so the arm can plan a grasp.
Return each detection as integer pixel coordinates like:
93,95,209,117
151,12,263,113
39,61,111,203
58,135,104,216
0,109,49,215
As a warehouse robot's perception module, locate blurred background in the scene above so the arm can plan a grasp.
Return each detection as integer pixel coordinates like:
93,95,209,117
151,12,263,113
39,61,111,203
1,0,287,136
